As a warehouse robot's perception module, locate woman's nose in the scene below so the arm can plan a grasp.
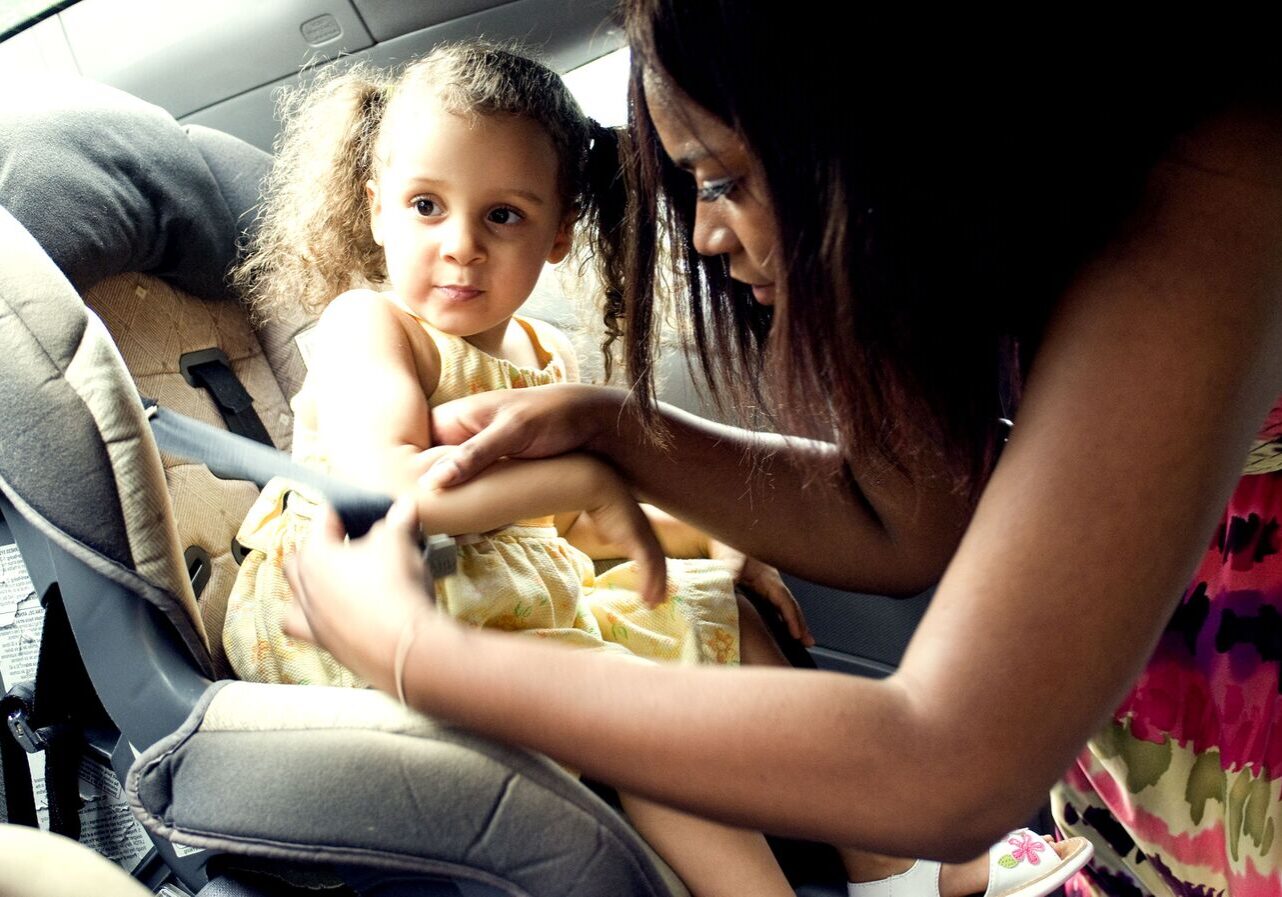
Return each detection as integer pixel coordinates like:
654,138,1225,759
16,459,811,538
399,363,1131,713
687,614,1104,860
441,218,485,266
692,203,740,258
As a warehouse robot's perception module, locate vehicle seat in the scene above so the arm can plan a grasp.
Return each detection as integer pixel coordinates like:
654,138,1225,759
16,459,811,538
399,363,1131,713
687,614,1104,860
0,78,688,897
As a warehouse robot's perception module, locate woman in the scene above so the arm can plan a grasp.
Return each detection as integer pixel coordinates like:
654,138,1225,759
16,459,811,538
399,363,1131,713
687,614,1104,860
282,6,1282,896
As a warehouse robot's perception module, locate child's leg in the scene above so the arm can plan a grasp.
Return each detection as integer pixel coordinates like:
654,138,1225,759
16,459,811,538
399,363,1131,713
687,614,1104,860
619,791,793,897
736,595,993,897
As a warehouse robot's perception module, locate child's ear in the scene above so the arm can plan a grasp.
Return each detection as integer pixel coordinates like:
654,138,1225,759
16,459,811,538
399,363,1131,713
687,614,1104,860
546,214,575,264
366,179,384,246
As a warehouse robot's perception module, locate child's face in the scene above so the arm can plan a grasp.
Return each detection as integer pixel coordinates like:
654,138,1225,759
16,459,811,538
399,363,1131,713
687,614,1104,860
367,92,572,348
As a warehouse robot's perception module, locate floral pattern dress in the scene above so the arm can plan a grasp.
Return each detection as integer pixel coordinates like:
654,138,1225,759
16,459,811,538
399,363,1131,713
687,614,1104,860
1053,400,1282,897
222,312,741,688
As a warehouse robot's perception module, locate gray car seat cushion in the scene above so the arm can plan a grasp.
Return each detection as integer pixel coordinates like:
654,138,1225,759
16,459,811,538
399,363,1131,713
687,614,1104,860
130,681,689,897
0,204,131,565
0,207,212,666
0,78,268,300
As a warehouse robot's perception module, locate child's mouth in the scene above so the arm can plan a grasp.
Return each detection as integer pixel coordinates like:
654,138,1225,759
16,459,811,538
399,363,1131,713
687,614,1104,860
436,285,484,301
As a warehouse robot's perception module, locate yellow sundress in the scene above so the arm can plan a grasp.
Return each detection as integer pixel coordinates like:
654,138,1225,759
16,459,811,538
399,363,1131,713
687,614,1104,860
222,312,741,687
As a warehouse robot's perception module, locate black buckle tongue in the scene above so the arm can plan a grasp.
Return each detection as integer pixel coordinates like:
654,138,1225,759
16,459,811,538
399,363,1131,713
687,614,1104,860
2,682,48,754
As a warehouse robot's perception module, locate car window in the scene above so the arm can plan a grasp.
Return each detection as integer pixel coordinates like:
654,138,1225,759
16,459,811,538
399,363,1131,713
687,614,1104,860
562,46,629,128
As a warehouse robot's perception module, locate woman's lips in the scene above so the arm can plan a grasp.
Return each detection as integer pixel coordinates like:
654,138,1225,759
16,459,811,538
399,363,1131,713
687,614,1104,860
436,285,483,301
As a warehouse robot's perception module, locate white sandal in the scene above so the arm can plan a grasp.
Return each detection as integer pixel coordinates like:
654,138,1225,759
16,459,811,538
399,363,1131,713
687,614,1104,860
846,829,1093,897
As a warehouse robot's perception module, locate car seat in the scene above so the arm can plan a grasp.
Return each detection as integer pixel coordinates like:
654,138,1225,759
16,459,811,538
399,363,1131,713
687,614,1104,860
0,78,692,897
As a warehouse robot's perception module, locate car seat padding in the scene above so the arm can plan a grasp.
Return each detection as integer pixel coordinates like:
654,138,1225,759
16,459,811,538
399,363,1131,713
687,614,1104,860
0,79,269,301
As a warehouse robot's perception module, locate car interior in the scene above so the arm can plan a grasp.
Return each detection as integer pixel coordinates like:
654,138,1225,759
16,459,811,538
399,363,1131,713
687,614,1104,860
0,2,939,895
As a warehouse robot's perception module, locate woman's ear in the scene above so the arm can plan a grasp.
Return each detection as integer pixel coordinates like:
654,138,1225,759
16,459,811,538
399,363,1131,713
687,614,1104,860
367,178,384,246
546,213,575,264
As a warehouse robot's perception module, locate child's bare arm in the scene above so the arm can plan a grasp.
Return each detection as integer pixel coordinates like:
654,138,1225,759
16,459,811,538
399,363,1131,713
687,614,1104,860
560,505,710,559
418,454,665,605
308,290,442,495
561,506,812,642
308,295,661,594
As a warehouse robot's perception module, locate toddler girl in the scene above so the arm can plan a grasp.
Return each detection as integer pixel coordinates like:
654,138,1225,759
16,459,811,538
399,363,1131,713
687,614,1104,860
222,41,1085,897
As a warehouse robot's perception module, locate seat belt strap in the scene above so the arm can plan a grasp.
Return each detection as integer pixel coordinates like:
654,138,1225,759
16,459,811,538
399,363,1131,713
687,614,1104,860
179,349,274,447
0,593,94,838
144,401,457,579
0,684,38,827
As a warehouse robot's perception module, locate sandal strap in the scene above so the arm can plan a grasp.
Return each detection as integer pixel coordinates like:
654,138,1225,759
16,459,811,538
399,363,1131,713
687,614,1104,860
847,860,942,897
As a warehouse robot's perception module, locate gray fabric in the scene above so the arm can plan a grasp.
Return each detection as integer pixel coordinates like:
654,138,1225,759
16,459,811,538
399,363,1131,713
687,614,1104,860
0,79,269,300
0,206,131,564
130,683,685,897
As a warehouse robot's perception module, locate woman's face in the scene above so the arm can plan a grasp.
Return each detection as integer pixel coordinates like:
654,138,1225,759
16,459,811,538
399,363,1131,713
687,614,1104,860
643,73,780,305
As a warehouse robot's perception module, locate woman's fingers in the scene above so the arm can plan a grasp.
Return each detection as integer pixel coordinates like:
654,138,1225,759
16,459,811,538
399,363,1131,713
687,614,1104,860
281,566,316,642
426,395,528,488
427,385,609,489
740,560,814,646
770,581,814,646
386,493,420,533
316,502,348,543
421,428,509,489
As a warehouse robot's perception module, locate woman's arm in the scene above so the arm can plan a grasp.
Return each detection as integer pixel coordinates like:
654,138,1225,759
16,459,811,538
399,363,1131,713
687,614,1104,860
431,388,971,595
306,294,664,595
293,105,1282,859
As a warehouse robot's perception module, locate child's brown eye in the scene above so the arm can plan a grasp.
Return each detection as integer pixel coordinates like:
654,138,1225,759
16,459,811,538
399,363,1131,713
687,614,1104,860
488,207,524,225
414,198,440,216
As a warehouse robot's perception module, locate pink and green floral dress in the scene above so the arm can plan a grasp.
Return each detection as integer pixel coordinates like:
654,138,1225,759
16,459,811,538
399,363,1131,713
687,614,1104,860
1053,400,1282,897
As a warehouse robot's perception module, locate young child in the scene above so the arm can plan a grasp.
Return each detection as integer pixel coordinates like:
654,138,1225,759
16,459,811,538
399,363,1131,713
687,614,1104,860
222,41,1087,897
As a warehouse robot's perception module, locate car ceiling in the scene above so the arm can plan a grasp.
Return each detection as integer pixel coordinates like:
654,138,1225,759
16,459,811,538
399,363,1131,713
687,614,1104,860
0,0,624,152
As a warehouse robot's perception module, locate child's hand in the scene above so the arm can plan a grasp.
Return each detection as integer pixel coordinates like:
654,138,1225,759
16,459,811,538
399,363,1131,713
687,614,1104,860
708,540,815,646
284,497,444,693
584,468,667,609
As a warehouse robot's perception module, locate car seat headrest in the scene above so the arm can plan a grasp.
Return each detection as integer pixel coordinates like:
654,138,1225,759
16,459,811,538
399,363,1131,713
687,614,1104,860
0,78,270,301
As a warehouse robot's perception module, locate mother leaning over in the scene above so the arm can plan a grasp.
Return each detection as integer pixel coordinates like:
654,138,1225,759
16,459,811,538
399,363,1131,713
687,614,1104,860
282,6,1282,896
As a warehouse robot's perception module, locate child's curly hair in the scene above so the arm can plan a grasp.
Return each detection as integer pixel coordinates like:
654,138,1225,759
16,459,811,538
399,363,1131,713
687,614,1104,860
234,40,630,372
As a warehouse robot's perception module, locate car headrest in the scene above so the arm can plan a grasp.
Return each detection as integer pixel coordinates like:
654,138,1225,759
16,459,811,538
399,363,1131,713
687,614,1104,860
0,78,270,301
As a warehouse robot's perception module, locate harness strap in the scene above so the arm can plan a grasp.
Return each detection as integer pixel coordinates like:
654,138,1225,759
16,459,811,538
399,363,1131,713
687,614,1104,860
180,348,274,447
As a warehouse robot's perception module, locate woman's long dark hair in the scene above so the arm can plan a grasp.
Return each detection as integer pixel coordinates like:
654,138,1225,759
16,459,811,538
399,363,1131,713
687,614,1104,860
620,3,1249,497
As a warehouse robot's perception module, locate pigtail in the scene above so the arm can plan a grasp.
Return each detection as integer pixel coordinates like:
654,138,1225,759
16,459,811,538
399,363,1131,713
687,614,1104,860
233,64,392,321
578,120,632,381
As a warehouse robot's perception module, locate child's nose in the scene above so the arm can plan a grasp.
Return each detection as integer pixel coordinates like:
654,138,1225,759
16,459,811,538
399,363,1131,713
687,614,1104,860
441,218,485,266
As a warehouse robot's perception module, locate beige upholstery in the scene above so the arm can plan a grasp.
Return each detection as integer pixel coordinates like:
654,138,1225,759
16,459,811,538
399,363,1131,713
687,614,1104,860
84,273,310,674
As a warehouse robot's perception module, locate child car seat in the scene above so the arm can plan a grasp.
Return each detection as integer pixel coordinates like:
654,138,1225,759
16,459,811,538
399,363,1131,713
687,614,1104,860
0,79,689,897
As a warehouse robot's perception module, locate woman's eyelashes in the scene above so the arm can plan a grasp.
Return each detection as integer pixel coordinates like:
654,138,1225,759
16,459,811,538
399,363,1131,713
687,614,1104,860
696,176,739,203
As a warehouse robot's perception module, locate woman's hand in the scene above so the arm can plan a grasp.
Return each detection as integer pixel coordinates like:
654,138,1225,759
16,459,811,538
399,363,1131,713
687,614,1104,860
283,497,443,693
708,540,814,646
425,383,622,488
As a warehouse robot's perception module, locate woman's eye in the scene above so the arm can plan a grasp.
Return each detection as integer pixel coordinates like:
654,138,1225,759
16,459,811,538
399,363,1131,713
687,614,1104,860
487,207,524,225
413,198,440,217
696,177,738,203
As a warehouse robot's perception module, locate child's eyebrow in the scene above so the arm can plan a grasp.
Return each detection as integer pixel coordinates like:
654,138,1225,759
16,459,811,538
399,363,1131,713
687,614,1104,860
404,176,548,205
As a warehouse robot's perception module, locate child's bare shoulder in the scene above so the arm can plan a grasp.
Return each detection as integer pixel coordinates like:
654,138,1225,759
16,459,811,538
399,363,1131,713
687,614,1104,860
318,291,426,343
313,290,441,378
317,288,402,328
